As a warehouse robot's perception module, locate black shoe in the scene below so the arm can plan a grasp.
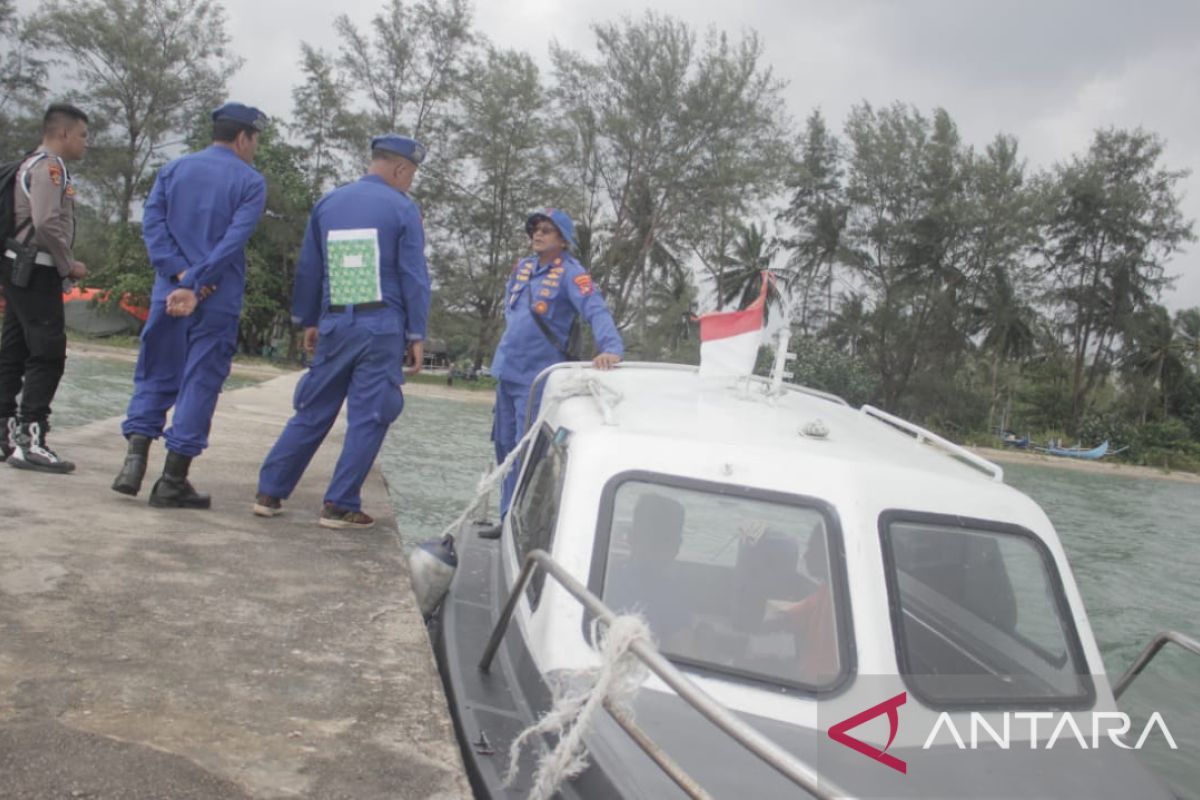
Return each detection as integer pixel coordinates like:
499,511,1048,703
253,492,283,517
148,451,211,509
8,419,75,474
112,434,152,496
0,417,15,462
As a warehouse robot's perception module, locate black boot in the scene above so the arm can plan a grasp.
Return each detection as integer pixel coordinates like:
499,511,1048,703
148,450,211,509
112,434,152,496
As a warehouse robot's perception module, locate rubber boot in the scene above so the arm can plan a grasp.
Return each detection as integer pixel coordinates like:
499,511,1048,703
148,450,212,509
111,434,152,496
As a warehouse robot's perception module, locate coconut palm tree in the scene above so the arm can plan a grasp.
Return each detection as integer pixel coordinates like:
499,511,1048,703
719,222,790,320
1122,304,1186,421
969,266,1038,432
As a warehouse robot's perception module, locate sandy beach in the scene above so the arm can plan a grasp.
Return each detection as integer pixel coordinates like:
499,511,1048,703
967,445,1200,484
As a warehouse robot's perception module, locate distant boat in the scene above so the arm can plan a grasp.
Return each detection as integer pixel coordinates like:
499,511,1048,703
1000,432,1032,449
1041,440,1110,460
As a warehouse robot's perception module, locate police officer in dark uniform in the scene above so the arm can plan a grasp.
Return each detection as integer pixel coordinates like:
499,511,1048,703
110,102,268,508
1,103,89,473
485,208,623,532
253,134,431,530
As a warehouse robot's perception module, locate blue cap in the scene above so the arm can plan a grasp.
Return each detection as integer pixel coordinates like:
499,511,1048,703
525,208,577,250
371,134,427,165
211,102,267,131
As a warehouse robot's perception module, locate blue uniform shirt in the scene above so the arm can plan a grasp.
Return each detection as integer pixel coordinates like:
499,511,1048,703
143,145,267,316
291,174,430,342
491,252,624,385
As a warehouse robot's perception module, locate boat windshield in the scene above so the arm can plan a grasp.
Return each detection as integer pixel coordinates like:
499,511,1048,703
597,477,849,691
881,514,1094,707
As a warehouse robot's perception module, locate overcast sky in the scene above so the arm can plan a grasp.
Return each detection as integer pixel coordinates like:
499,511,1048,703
20,0,1200,308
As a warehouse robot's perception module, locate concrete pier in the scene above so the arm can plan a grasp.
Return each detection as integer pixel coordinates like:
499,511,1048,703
0,373,470,798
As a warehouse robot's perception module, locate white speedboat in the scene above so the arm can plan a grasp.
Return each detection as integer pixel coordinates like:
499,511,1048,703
425,360,1187,799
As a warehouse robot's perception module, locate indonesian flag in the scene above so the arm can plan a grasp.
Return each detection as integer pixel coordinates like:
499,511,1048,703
698,271,769,378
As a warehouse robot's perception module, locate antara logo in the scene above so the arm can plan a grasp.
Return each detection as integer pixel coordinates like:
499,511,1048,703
828,692,1179,776
828,691,908,774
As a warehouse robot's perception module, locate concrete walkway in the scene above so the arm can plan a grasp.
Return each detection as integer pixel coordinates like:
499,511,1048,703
0,374,470,799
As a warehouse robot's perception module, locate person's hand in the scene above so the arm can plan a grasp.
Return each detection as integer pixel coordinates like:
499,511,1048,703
166,287,198,317
198,285,216,301
404,340,424,376
68,260,87,280
592,352,621,370
303,326,318,353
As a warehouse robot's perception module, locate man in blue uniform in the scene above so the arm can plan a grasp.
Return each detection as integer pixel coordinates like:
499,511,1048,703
483,208,623,535
110,102,268,508
253,134,431,530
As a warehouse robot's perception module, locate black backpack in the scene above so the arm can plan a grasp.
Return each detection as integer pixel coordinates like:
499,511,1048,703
1,152,37,249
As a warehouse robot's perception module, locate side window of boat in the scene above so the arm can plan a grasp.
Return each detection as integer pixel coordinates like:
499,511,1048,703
880,514,1094,708
511,425,568,607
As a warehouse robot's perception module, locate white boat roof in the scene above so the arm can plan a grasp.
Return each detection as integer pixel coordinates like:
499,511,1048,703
545,364,1010,484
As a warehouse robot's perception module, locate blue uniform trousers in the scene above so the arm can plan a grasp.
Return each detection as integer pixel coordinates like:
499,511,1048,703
121,302,238,457
493,379,543,518
258,314,405,511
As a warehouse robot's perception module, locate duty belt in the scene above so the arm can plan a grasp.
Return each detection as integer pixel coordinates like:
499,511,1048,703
328,300,387,312
3,250,56,267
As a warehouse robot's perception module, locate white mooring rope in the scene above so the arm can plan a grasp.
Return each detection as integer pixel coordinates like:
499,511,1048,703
503,614,653,799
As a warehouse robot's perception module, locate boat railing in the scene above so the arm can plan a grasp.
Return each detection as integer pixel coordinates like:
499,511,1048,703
861,405,1005,482
1113,630,1200,700
524,361,849,431
479,548,854,800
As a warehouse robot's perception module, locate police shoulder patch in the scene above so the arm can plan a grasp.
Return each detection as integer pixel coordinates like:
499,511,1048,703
573,273,594,296
47,162,63,186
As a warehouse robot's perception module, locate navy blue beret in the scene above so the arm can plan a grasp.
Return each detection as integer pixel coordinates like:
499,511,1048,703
212,102,267,131
371,134,426,165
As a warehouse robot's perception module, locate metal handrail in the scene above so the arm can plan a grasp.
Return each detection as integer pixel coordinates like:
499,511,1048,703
861,404,1004,482
1113,630,1200,700
479,549,852,800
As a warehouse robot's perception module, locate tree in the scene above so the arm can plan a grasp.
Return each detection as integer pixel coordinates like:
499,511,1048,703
241,127,314,360
552,13,790,335
33,0,237,224
1040,128,1195,431
841,103,977,411
780,109,848,332
333,0,474,139
0,0,48,158
719,222,786,320
427,48,565,369
962,135,1042,431
1121,304,1189,422
970,266,1038,432
289,44,366,195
